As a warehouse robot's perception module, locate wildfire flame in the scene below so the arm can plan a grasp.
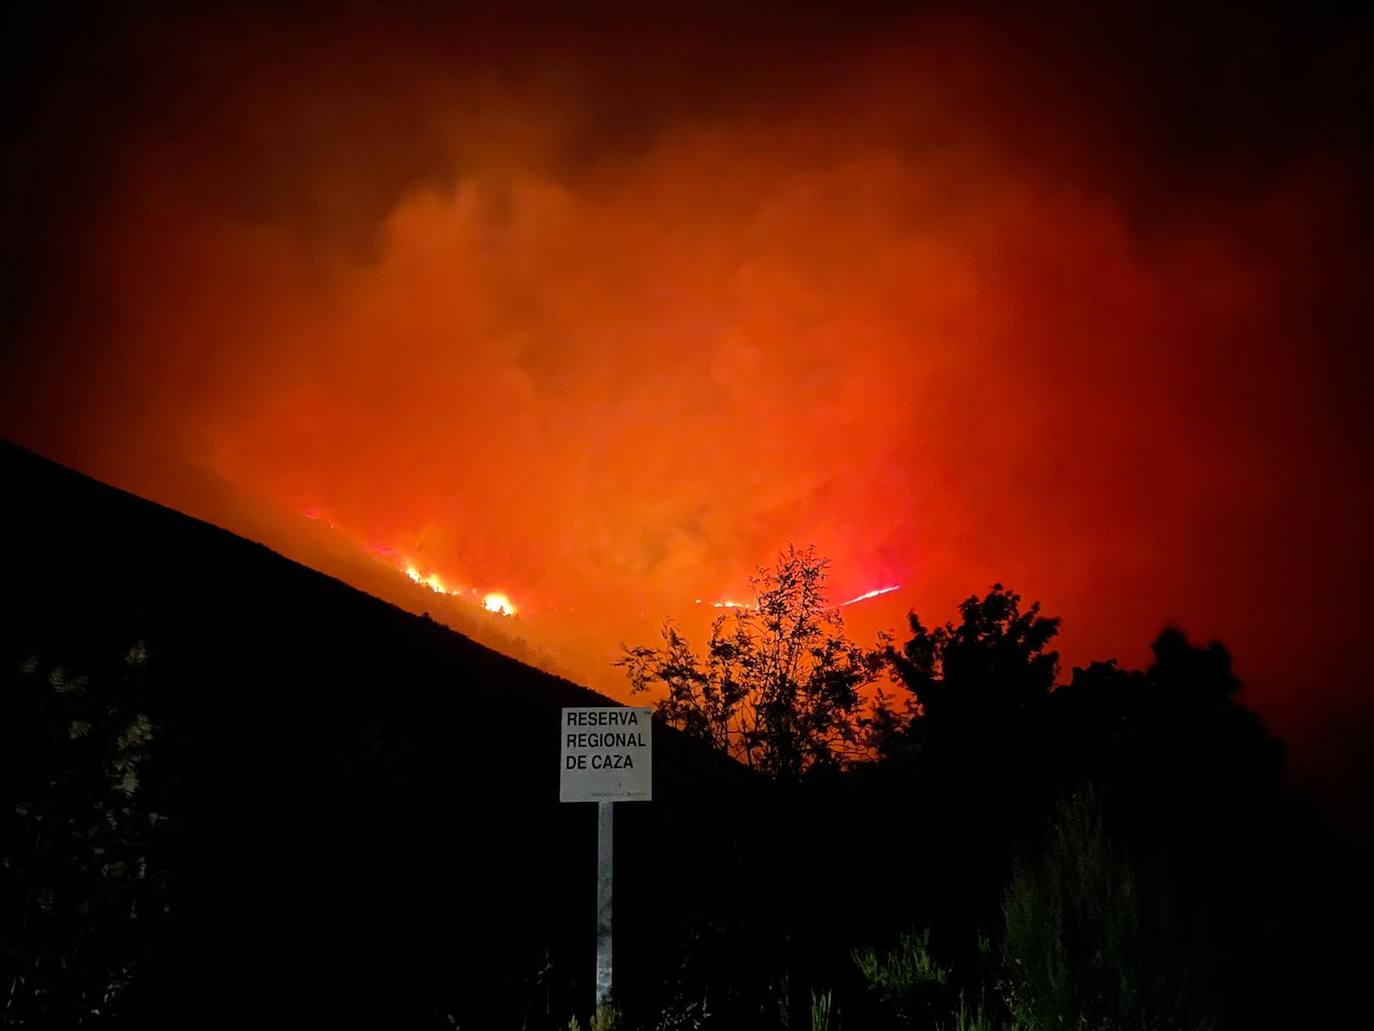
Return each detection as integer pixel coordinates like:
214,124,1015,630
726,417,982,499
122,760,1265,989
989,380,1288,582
696,585,901,611
840,585,901,607
401,559,517,616
482,593,515,615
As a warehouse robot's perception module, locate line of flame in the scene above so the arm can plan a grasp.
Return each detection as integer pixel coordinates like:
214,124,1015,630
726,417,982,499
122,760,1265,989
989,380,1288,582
695,584,901,611
402,562,517,616
839,585,901,607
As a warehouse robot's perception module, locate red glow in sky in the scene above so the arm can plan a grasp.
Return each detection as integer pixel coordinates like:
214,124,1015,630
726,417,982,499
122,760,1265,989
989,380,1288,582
3,4,1371,805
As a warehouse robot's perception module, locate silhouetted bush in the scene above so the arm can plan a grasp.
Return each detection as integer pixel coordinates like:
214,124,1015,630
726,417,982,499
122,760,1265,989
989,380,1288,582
0,641,173,1025
1002,789,1217,1031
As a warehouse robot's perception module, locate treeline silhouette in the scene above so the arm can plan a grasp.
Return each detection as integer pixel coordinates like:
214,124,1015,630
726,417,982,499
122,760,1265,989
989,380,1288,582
618,548,1373,1029
1,440,1369,1029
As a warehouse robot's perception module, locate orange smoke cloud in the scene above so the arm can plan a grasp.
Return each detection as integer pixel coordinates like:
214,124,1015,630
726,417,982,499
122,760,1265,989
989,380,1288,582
3,4,1371,801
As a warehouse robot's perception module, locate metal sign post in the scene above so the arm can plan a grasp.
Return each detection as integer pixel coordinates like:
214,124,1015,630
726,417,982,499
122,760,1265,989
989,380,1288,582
560,706,653,1013
596,800,614,1008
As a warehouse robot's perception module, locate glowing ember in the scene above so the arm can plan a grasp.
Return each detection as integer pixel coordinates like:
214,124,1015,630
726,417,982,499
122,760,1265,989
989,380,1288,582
840,585,902,607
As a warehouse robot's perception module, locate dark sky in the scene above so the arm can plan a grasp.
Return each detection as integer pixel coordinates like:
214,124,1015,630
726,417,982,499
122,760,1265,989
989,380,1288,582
4,1,1373,827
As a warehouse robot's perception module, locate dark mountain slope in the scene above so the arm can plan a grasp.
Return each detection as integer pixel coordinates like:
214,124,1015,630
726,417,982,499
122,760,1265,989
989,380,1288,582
0,439,764,1028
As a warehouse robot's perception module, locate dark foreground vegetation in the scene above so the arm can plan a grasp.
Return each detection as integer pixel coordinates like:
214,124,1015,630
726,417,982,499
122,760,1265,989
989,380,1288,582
2,440,1369,1030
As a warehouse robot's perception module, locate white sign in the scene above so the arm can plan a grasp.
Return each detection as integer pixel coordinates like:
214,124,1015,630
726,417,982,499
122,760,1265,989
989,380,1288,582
559,707,652,802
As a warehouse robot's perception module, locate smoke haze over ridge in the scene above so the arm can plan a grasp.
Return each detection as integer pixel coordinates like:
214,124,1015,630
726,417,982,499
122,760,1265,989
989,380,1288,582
4,2,1372,817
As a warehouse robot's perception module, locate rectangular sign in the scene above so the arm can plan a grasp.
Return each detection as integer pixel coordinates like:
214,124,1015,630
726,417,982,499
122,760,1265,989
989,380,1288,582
559,706,652,802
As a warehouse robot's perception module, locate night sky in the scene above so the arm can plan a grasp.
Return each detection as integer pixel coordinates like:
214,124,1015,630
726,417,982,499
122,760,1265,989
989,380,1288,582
4,2,1372,823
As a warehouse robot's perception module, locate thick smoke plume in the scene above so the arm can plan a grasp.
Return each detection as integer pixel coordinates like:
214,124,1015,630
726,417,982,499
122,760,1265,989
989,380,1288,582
4,4,1371,800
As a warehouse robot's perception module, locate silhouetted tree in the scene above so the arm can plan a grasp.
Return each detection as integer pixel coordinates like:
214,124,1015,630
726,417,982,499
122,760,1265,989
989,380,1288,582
880,584,1060,754
1053,628,1282,813
867,587,1300,1028
619,545,886,781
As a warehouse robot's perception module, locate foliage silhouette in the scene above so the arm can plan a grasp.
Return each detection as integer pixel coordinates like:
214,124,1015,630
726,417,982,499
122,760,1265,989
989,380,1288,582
877,583,1060,758
620,545,885,781
1001,789,1216,1031
853,928,949,1028
0,641,172,1025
